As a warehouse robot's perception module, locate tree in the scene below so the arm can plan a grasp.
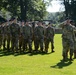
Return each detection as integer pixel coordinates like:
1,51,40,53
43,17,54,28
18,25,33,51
0,0,46,21
63,0,76,20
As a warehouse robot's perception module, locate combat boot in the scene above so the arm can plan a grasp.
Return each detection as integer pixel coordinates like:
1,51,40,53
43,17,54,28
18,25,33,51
45,47,48,53
63,56,67,61
51,44,55,52
29,47,32,53
40,48,43,53
74,50,76,59
70,55,73,61
51,49,55,53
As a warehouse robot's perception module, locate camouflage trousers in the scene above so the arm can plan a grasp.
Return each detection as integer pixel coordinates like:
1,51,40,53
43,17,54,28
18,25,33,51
23,37,32,52
62,38,74,58
3,34,7,49
3,34,11,51
44,38,54,52
11,35,19,52
34,37,44,51
7,34,11,51
74,39,76,58
19,35,23,52
0,34,3,49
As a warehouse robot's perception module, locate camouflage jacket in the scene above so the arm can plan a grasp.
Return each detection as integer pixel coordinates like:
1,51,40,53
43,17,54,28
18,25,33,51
0,25,3,34
34,25,44,39
45,26,55,39
10,23,20,36
22,25,32,39
62,24,76,40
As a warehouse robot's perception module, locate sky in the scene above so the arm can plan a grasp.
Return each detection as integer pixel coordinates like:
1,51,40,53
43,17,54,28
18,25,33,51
46,0,65,12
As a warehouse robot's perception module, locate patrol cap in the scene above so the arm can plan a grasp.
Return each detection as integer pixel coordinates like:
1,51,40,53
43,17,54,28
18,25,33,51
65,17,71,20
70,20,74,23
2,20,7,23
9,17,16,21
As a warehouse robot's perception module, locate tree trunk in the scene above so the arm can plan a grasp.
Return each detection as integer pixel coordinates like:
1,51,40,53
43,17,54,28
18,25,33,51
20,0,27,21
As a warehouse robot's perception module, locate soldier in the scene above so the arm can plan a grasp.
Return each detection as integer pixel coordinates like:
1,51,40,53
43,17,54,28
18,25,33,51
2,22,7,51
34,21,44,52
10,18,20,53
59,19,76,61
44,23,55,53
74,31,76,59
5,21,11,52
0,23,3,49
19,21,24,53
22,20,32,53
70,21,76,59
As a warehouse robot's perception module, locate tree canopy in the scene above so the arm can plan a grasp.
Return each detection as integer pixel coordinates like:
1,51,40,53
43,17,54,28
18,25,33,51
63,0,76,20
0,0,47,21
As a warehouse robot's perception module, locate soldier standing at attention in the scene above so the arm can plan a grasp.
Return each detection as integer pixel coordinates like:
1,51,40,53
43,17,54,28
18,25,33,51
10,18,20,53
59,19,76,61
5,21,11,52
19,20,24,53
22,20,33,53
34,21,44,52
44,23,55,53
3,21,7,51
0,23,3,49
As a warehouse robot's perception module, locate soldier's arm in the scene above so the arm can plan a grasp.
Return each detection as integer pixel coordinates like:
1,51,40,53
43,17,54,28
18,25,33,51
58,21,66,28
34,27,38,36
73,26,76,32
30,27,33,38
52,28,55,36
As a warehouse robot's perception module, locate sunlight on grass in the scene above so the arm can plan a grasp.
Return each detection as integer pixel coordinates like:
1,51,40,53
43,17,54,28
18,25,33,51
0,34,76,75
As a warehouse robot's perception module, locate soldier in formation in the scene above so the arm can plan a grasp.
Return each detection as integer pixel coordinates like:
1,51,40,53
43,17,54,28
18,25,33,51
10,18,20,53
22,20,33,53
44,23,55,53
0,18,56,54
34,21,44,52
0,23,3,49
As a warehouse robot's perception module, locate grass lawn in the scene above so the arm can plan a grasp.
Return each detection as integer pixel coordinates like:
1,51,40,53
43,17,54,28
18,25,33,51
0,34,76,75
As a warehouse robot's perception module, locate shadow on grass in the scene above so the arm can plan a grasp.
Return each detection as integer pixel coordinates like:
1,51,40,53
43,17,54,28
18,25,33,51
0,50,13,57
0,49,54,57
50,59,73,69
28,50,53,56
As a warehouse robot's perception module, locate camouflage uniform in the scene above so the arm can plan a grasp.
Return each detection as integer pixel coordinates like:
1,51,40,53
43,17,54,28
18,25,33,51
60,23,76,60
74,33,76,58
22,24,32,52
19,24,23,52
34,25,44,52
6,24,11,51
10,23,20,53
44,26,55,53
0,24,3,49
3,23,7,50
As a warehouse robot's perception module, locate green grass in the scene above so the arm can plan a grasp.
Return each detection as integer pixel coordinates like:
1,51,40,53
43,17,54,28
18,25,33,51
0,34,76,75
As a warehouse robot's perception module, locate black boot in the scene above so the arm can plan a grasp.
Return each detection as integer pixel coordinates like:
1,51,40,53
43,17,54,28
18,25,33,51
74,53,76,59
40,48,43,53
70,55,73,61
51,43,55,52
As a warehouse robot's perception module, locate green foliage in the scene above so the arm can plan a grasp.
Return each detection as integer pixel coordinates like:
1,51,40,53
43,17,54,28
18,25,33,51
45,12,65,24
63,0,76,20
0,0,47,20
